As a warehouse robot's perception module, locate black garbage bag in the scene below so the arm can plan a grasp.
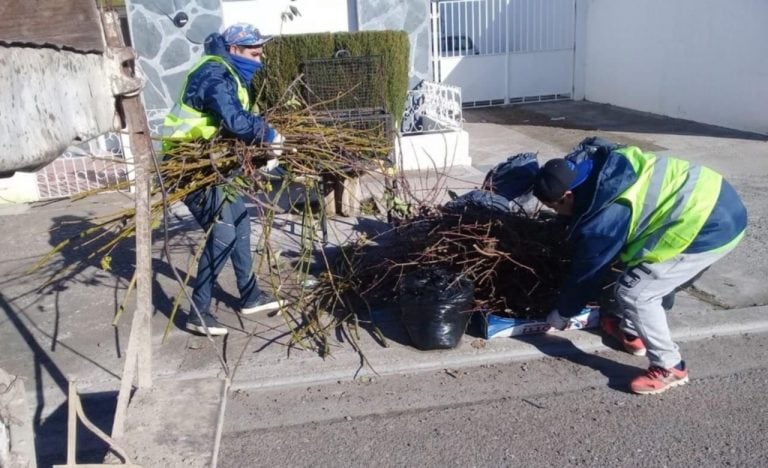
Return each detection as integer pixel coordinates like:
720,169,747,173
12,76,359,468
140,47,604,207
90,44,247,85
442,189,511,217
398,268,474,350
482,152,539,200
482,152,539,214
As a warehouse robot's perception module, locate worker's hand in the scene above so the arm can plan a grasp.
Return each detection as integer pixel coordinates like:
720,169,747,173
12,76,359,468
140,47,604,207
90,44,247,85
546,309,587,331
264,157,280,171
546,309,569,330
268,130,285,158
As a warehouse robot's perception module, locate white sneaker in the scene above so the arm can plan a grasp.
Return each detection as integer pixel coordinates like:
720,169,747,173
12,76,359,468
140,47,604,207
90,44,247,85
186,312,228,336
240,292,284,315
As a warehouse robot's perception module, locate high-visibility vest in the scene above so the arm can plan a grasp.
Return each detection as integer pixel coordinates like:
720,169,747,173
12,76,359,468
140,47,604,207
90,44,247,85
162,55,250,143
615,146,722,265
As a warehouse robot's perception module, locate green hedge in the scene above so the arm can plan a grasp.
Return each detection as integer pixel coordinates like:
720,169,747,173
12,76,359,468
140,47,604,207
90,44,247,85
253,30,410,125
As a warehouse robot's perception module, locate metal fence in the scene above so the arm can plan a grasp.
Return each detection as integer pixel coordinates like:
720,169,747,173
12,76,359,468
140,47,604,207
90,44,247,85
437,0,575,58
301,55,387,112
432,0,576,107
301,54,394,149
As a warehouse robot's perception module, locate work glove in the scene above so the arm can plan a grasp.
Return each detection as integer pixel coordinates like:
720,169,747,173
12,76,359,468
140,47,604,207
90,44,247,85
546,309,587,331
268,130,285,158
264,157,280,171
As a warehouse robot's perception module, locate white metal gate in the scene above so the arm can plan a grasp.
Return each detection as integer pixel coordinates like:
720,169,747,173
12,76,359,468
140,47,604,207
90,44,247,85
431,0,575,107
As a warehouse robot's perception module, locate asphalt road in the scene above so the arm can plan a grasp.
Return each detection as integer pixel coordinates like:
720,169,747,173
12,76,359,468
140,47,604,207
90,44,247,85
221,332,768,467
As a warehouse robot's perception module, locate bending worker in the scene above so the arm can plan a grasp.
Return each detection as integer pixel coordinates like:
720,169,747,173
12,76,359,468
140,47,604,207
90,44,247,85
163,23,284,336
533,137,747,395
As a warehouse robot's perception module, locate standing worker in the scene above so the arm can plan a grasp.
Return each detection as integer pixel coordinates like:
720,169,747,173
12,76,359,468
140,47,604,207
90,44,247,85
163,23,284,336
533,137,747,395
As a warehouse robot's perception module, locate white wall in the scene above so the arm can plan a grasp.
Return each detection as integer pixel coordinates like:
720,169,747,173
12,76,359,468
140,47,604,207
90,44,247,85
221,0,351,36
395,130,471,171
0,172,39,204
579,0,768,135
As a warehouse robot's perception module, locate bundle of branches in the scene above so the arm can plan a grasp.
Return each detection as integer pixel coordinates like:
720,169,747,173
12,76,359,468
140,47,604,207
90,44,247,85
398,207,572,317
30,86,393,336
158,106,392,206
300,201,574,347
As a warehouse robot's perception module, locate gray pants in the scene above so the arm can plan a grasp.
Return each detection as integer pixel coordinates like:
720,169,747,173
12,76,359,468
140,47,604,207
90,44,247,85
614,248,735,368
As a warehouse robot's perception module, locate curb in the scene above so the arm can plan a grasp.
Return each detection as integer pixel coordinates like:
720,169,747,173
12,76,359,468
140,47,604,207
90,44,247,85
228,305,768,391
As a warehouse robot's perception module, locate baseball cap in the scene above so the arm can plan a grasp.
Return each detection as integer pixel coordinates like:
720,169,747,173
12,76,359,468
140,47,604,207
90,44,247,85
222,23,272,47
533,158,593,202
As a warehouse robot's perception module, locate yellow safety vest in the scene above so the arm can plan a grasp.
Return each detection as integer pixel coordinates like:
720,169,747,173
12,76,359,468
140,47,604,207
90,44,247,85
615,146,722,265
162,55,250,144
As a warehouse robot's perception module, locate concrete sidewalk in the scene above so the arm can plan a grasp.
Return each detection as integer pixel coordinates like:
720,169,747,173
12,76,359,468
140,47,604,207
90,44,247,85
0,100,766,466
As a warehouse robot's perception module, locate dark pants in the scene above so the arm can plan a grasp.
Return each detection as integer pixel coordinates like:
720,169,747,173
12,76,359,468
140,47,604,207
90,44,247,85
184,187,261,314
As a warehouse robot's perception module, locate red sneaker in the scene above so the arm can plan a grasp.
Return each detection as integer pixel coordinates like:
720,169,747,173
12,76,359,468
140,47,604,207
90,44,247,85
630,363,689,395
600,315,646,356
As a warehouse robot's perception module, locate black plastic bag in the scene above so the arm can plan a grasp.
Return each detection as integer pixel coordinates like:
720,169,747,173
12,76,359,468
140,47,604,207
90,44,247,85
399,268,474,350
442,189,511,217
482,152,539,201
481,152,540,215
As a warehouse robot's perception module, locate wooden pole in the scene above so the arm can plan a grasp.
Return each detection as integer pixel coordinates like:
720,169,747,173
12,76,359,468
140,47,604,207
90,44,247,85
100,10,154,438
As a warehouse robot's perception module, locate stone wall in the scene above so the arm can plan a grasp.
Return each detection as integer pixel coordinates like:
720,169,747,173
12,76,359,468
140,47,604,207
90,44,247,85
126,0,224,134
126,0,433,135
357,0,431,90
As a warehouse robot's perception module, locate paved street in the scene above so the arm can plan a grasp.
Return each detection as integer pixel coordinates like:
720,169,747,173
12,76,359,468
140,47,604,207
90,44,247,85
221,332,768,467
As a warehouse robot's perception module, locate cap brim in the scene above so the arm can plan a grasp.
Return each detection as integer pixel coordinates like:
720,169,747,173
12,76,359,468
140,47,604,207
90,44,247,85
253,35,273,46
230,36,273,47
569,159,593,189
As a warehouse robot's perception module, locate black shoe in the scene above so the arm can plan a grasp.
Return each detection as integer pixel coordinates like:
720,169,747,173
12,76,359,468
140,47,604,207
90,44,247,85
240,292,284,315
186,312,228,336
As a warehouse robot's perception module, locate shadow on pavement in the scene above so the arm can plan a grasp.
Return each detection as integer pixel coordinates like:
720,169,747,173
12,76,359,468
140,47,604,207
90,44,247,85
1,213,232,464
464,101,767,141
352,217,393,238
42,215,195,332
35,391,118,467
360,306,411,347
512,331,641,393
0,292,116,467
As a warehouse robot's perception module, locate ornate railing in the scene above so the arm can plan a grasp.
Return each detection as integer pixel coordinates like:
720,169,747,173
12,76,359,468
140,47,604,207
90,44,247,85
36,133,130,199
401,81,463,135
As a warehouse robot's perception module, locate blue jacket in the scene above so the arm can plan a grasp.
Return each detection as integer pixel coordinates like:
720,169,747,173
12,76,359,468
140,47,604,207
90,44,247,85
179,33,275,144
556,138,747,317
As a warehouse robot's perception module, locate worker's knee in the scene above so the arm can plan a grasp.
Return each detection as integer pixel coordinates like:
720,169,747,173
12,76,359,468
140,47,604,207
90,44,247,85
211,221,237,246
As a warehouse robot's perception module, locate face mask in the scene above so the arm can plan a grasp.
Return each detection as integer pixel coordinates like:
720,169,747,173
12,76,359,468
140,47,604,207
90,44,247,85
230,54,264,83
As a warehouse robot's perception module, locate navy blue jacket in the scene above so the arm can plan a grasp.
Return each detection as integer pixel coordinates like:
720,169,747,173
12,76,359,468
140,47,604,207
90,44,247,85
556,138,747,317
179,33,275,144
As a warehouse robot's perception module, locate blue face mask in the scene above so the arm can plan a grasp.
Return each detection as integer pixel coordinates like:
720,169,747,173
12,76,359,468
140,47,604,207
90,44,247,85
230,54,264,83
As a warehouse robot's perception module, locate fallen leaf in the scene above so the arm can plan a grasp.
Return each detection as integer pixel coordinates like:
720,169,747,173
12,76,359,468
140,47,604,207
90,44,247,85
471,339,486,349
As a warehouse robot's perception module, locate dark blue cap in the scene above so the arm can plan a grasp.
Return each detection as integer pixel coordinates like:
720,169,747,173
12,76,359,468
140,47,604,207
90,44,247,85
533,158,592,202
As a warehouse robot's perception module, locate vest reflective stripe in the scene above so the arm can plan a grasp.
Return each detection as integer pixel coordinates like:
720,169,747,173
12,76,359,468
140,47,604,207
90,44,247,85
634,156,668,236
615,147,722,265
162,55,250,143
